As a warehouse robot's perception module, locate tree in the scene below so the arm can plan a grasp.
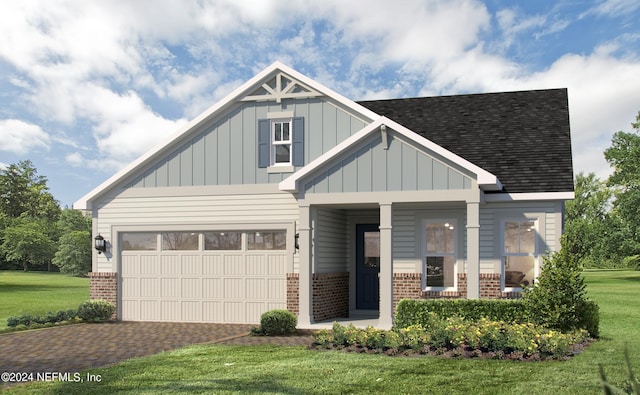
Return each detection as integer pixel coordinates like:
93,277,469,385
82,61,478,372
52,208,92,276
563,172,612,265
56,208,91,236
0,216,56,271
0,160,60,221
53,230,92,276
0,160,61,270
604,111,640,259
522,246,599,337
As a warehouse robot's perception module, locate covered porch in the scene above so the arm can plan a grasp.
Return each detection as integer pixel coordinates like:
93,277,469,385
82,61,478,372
293,191,482,330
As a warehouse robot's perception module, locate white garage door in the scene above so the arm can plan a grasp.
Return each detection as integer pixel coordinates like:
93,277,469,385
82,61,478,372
119,231,288,324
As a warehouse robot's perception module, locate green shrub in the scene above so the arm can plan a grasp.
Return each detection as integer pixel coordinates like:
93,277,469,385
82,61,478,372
623,255,640,271
6,314,35,327
395,298,528,329
397,324,430,351
580,300,600,338
6,308,78,328
522,249,600,337
77,300,115,322
259,309,297,335
311,320,587,358
6,316,22,327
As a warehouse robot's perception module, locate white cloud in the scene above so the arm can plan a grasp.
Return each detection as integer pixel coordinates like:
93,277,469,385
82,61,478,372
68,84,187,169
65,152,84,167
583,0,640,18
0,0,638,199
0,119,50,154
517,48,640,179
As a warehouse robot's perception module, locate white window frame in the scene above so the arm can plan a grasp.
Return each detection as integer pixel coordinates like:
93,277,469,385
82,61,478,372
501,218,539,292
271,118,292,166
422,219,458,291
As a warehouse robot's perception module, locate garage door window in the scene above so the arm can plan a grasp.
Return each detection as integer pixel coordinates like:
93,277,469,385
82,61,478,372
122,233,157,251
247,231,286,250
162,232,198,250
204,232,242,250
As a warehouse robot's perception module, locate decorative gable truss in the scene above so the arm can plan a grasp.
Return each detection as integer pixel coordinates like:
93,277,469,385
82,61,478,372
241,72,323,103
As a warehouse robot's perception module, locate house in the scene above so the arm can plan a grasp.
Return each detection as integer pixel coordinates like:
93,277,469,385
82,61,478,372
74,62,573,328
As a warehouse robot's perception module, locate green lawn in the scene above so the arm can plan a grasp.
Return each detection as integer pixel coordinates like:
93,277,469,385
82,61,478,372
0,271,89,329
5,270,640,394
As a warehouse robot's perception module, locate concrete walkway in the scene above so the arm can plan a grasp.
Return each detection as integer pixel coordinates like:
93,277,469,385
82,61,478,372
0,321,315,385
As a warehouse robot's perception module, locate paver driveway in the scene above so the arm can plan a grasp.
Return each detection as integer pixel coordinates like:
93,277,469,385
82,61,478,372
0,322,253,376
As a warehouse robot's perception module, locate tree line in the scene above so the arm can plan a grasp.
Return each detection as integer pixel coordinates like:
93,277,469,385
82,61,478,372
0,160,91,275
563,111,640,269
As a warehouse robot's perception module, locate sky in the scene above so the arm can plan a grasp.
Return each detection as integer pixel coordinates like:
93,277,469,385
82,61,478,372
0,0,639,207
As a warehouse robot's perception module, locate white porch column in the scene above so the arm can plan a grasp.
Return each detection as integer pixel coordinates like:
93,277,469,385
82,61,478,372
466,197,481,299
379,203,393,329
297,204,313,326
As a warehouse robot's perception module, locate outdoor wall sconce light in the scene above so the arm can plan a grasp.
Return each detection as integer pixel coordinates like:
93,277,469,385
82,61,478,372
94,234,107,254
295,233,299,251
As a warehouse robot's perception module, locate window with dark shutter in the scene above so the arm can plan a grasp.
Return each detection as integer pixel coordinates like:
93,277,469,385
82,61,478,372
258,117,304,169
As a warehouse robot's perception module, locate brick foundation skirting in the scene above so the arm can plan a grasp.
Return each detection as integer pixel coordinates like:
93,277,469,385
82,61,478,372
286,273,299,315
89,272,118,320
393,273,422,308
420,273,520,299
312,272,349,322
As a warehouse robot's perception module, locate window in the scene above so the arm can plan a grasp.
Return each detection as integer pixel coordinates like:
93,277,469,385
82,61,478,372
272,120,291,165
258,117,304,168
162,232,198,250
503,220,537,288
122,233,157,251
424,221,456,289
247,231,286,250
204,232,241,250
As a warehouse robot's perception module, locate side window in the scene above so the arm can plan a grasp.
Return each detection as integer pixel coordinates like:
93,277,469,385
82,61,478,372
424,221,456,289
503,220,537,289
258,117,304,168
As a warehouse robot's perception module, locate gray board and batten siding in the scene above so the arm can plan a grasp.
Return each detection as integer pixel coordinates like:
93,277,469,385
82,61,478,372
303,130,473,194
126,98,368,189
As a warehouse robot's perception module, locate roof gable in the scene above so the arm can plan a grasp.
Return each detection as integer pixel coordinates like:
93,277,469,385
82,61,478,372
74,62,380,209
358,89,574,193
301,128,474,194
280,117,501,193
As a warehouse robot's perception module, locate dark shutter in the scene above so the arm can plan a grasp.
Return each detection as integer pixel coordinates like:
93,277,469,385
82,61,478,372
258,119,270,168
292,117,304,167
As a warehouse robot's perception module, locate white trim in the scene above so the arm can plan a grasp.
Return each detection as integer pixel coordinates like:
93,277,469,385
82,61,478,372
116,184,284,198
267,111,294,119
280,117,502,193
484,191,574,202
267,165,295,174
271,118,292,166
74,61,381,210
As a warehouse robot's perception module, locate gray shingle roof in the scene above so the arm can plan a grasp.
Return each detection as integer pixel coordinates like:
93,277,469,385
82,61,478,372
358,88,574,193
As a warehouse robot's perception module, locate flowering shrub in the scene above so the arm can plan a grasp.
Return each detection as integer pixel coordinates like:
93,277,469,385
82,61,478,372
312,318,589,359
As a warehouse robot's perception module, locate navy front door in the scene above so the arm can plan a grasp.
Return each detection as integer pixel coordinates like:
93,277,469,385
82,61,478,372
356,224,380,310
